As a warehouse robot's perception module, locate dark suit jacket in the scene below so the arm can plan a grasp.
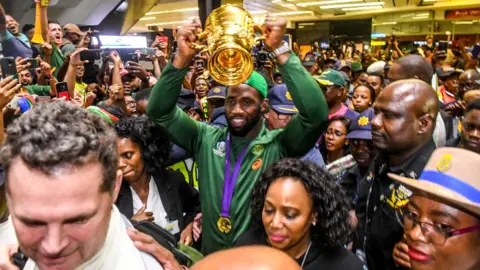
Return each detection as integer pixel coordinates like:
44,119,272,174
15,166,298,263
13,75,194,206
439,109,454,142
115,169,200,236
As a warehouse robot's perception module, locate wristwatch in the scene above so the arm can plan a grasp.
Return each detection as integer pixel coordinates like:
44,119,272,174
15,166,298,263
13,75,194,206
269,41,291,59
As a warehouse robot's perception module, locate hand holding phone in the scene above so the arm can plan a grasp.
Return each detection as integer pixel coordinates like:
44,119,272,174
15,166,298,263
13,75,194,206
80,49,102,61
1,76,21,110
26,58,39,69
55,82,70,101
1,57,17,78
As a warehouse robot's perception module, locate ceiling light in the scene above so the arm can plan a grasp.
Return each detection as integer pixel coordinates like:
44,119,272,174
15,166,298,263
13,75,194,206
320,2,384,9
140,17,156,21
272,0,282,3
281,3,296,7
453,21,473,24
424,0,442,2
413,15,430,19
249,10,268,15
146,20,191,26
146,7,199,15
271,11,314,16
298,22,315,26
342,6,383,11
382,21,397,25
297,0,362,6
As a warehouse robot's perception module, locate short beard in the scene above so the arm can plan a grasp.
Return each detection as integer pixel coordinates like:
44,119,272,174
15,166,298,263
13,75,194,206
227,106,262,137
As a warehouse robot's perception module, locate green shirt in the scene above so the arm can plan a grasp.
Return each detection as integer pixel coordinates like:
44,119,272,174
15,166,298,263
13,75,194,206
147,53,328,255
24,85,51,96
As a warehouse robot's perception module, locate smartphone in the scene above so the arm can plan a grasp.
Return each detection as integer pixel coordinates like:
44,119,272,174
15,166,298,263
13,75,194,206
80,49,102,61
157,36,168,44
0,57,16,78
472,44,480,59
127,53,139,63
26,58,39,69
141,48,155,56
195,59,204,68
55,82,70,101
438,41,448,52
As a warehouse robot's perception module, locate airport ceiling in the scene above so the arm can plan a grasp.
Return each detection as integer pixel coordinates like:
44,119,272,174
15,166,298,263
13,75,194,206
127,0,480,33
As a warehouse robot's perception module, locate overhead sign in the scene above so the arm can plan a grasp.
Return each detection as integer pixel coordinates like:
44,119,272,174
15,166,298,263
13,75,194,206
371,41,386,46
99,35,148,49
445,8,480,20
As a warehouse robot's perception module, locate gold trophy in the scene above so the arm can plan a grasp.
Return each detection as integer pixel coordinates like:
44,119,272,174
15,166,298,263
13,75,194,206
190,5,257,86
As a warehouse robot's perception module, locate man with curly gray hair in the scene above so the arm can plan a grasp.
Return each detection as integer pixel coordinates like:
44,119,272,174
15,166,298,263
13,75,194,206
0,101,163,270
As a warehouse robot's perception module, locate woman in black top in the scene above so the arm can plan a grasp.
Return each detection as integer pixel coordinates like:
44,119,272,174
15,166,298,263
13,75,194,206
114,116,200,245
236,158,365,270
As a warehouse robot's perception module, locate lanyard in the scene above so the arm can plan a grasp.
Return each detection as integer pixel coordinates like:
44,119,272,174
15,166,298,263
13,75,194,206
220,133,251,218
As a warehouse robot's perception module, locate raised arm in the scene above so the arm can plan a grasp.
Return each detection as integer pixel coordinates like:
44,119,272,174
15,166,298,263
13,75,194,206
66,49,88,99
262,16,328,157
147,19,203,153
0,2,7,34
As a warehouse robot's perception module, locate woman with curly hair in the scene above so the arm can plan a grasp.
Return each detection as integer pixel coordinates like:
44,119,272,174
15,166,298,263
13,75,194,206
235,158,364,269
114,116,201,245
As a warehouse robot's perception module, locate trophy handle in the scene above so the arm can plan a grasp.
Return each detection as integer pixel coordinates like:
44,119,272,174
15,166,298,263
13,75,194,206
188,30,209,52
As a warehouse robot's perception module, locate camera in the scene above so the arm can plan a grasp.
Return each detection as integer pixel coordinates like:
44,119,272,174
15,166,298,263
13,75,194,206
254,40,271,67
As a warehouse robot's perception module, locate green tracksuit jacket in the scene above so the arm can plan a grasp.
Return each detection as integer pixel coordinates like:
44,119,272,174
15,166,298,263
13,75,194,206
147,53,328,255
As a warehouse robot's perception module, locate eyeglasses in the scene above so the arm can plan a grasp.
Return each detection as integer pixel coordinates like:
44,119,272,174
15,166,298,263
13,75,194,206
271,109,292,121
401,208,480,246
325,129,346,137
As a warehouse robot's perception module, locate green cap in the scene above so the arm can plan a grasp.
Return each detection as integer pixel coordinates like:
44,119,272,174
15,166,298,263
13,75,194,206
244,71,268,98
315,69,345,87
351,62,363,72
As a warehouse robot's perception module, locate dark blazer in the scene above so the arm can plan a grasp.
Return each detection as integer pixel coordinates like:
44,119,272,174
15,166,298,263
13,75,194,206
115,169,200,236
439,109,454,142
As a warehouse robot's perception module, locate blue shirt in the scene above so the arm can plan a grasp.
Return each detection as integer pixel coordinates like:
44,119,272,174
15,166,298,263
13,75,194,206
301,143,325,168
0,30,32,59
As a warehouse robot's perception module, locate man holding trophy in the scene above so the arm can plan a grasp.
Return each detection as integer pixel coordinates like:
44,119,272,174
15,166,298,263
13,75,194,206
147,6,328,255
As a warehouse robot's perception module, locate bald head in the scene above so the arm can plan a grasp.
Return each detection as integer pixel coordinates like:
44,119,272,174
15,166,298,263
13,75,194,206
460,69,480,82
388,55,433,84
372,79,439,157
190,246,301,270
384,79,439,121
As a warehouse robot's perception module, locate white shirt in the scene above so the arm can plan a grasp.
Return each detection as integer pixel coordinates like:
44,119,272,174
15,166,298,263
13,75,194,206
0,217,17,245
130,177,168,229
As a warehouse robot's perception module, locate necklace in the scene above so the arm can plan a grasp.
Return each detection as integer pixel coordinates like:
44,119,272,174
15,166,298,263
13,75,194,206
300,241,312,269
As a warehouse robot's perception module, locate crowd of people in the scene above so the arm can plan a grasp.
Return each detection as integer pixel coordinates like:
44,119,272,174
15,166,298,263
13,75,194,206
0,1,480,270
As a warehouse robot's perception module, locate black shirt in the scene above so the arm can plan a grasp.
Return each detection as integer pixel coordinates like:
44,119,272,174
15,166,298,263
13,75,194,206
355,139,436,270
339,164,365,208
235,228,365,270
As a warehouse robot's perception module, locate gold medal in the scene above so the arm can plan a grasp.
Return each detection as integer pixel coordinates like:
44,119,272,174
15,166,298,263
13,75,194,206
217,217,232,234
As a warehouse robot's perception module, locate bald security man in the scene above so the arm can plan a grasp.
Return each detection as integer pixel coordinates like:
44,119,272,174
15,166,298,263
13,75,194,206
458,69,480,99
386,54,453,147
355,79,439,270
191,246,301,270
